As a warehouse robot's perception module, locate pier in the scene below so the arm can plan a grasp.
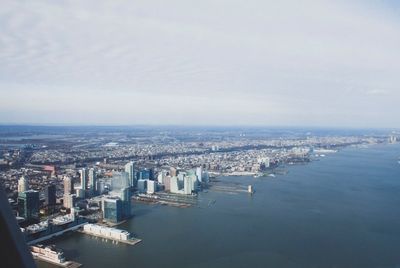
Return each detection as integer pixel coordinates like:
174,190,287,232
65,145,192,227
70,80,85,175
79,224,142,246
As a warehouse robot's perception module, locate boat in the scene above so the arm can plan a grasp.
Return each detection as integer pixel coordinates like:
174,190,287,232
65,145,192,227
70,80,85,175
31,244,66,264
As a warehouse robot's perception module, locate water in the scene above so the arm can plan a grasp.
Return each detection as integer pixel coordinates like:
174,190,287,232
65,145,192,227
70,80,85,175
38,144,400,268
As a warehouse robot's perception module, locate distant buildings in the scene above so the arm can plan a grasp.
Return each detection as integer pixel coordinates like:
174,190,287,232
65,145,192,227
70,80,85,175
389,135,397,143
18,190,40,222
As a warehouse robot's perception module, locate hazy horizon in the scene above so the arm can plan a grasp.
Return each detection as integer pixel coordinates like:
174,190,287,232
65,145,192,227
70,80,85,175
1,0,400,128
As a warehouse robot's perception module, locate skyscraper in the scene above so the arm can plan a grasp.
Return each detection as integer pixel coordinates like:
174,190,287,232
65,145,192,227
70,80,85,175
44,184,56,207
79,168,88,191
102,197,123,223
164,176,171,192
18,176,28,193
63,194,76,209
111,172,130,190
18,190,39,222
88,168,96,193
170,176,180,194
124,161,136,187
184,176,194,195
120,187,132,219
137,179,147,193
196,167,203,183
147,180,156,194
170,167,177,177
157,170,167,184
63,176,73,195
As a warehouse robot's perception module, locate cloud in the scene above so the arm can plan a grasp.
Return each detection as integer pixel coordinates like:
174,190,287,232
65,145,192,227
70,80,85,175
0,0,399,127
365,89,389,96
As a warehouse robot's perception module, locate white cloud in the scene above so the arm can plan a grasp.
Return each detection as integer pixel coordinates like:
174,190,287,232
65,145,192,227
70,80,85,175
0,0,399,127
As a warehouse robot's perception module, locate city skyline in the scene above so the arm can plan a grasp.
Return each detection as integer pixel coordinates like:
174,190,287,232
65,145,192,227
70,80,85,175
1,0,400,128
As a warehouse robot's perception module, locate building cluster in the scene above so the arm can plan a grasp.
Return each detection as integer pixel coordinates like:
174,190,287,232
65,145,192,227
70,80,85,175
0,129,391,227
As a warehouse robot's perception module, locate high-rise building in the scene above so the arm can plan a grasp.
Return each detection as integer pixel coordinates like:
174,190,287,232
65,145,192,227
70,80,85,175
79,168,88,190
88,168,96,193
63,193,76,209
138,169,150,180
170,167,177,177
120,187,131,219
147,180,156,194
157,170,167,184
164,176,171,192
63,176,74,195
102,197,123,223
96,180,105,194
124,161,136,187
18,190,39,222
44,184,56,207
137,179,147,193
184,176,194,195
111,172,130,190
149,168,154,180
196,167,203,183
76,188,85,198
170,176,181,194
18,176,28,193
203,171,210,183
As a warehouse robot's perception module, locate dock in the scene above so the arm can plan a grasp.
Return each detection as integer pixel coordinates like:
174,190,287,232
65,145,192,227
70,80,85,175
78,229,142,245
78,224,142,246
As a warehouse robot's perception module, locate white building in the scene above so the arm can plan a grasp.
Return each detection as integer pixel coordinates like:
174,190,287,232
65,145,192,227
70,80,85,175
184,176,194,195
157,170,167,184
63,194,76,209
88,168,96,191
170,176,182,194
196,167,203,182
147,180,156,194
63,176,73,195
18,176,28,193
83,224,131,241
79,168,88,190
124,161,136,187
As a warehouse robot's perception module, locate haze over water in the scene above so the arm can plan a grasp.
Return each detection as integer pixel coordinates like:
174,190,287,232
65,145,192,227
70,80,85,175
39,143,400,268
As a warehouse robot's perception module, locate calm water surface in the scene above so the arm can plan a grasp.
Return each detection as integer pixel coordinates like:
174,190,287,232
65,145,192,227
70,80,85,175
38,144,400,268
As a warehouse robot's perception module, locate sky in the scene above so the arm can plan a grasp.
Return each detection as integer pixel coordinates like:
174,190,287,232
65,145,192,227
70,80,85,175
0,0,399,128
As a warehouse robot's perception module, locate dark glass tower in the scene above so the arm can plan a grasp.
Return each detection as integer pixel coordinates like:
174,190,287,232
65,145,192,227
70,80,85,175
18,190,40,223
